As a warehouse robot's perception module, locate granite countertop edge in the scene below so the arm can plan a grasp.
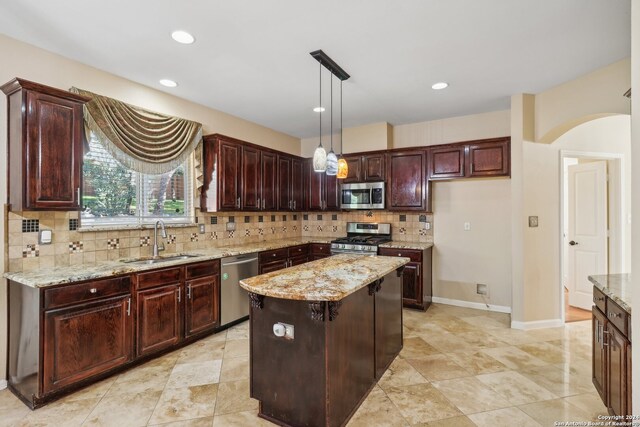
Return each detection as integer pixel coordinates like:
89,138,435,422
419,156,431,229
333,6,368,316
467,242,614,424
4,238,334,288
379,241,434,250
588,273,631,314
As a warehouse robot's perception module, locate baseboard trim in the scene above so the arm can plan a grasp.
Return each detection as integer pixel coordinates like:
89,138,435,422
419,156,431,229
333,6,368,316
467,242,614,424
510,318,564,330
431,296,511,314
0,380,7,390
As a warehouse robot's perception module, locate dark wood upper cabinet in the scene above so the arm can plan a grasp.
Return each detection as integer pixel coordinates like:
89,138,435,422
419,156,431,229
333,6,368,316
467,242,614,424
241,146,260,210
387,150,428,211
291,158,304,211
218,139,242,210
429,146,466,180
260,151,277,211
305,159,339,211
467,139,510,177
277,155,292,210
363,154,385,182
325,174,341,211
1,78,89,211
342,156,362,183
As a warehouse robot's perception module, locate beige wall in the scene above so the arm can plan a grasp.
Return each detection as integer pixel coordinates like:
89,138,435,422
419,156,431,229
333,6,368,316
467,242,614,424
535,58,631,144
631,0,639,414
300,122,392,158
0,34,301,384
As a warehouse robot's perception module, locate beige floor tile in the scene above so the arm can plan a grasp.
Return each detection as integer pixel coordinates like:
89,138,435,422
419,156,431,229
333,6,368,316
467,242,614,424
419,415,476,427
222,339,249,358
177,341,226,365
148,385,218,425
18,397,101,427
385,383,462,424
211,410,272,426
516,340,568,364
0,392,30,427
467,407,540,427
406,354,472,381
431,376,510,414
219,357,250,383
450,331,510,350
446,350,509,375
518,398,593,425
83,392,161,426
477,371,558,405
485,328,540,346
58,377,116,403
225,323,249,341
166,360,222,388
377,358,428,391
418,332,471,353
347,388,409,427
480,346,548,370
562,392,608,420
399,336,440,359
108,365,171,396
430,316,483,334
214,379,258,415
459,315,510,330
519,364,594,397
149,417,213,427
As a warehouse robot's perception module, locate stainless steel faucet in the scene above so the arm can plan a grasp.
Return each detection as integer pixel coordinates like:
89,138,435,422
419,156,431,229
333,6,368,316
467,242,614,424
153,220,167,257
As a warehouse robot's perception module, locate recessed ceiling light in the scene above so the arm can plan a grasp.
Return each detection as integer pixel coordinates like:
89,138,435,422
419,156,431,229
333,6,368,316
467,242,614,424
431,82,449,90
159,79,178,88
171,30,195,44
313,107,325,112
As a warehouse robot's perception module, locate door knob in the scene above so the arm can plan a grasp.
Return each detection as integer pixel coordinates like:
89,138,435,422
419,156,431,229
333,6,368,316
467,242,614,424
569,241,578,246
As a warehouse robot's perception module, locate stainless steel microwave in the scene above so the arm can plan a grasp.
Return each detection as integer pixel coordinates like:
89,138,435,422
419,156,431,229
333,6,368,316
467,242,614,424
340,182,385,210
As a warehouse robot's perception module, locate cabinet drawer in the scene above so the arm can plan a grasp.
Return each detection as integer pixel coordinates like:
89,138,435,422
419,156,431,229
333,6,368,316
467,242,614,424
378,247,422,263
607,299,629,339
593,286,607,313
186,260,220,280
44,276,131,310
310,243,331,255
287,245,309,257
259,248,288,263
136,267,182,290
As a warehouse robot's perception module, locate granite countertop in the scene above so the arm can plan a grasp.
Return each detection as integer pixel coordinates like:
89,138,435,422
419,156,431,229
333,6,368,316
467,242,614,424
379,241,434,250
4,238,333,288
239,254,409,302
589,274,631,313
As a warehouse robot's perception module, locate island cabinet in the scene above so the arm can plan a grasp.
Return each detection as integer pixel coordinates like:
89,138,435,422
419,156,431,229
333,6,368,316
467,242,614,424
244,256,406,427
428,137,510,181
342,153,385,183
591,285,632,416
387,149,432,212
379,246,432,310
1,78,90,211
258,245,310,274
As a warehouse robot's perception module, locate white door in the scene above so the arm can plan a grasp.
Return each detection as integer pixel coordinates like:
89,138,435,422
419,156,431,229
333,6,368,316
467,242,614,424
567,161,608,310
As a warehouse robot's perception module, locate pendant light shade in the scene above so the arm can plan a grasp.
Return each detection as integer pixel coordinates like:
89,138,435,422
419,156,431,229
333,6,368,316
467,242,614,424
312,61,327,172
326,150,338,175
337,157,348,179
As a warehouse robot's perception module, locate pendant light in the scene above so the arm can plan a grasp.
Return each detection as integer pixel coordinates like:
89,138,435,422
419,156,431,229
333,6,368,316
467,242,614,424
326,73,338,175
312,61,327,172
337,79,349,179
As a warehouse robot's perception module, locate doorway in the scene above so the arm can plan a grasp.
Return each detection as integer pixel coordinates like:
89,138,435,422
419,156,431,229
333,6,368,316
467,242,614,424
560,151,625,323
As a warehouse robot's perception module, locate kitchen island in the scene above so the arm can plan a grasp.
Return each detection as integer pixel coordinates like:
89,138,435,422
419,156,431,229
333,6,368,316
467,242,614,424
239,254,409,427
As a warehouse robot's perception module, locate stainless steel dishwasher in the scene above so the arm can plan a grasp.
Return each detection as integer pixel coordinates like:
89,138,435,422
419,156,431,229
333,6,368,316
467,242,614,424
220,254,259,327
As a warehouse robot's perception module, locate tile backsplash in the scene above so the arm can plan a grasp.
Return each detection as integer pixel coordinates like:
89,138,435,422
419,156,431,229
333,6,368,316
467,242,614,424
6,209,433,273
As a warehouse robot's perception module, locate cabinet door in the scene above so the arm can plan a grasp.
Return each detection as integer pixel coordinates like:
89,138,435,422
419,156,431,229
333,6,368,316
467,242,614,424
363,154,385,182
278,155,292,210
429,146,466,180
307,166,324,211
289,255,309,267
261,151,277,211
259,260,289,274
291,158,304,211
219,140,241,210
388,150,427,210
592,308,607,402
26,91,84,210
241,146,260,210
185,275,220,338
325,174,341,211
342,156,362,183
43,295,132,393
467,140,509,177
608,325,628,416
401,262,422,307
137,283,182,357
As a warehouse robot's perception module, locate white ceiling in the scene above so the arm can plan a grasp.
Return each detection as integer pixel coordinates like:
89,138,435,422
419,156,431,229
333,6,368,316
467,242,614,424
0,0,630,138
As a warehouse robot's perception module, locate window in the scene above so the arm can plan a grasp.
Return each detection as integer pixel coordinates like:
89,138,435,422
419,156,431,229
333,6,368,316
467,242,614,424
81,139,194,227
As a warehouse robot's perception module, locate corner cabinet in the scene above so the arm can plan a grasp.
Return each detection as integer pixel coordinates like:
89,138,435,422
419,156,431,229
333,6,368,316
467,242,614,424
387,149,431,212
592,286,632,416
1,78,90,211
378,246,432,310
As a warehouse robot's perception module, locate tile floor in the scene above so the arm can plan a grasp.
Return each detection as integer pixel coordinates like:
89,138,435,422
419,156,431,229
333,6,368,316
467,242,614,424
0,303,606,426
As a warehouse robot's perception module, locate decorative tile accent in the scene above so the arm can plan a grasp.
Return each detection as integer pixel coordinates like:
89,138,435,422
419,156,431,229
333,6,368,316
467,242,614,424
282,215,287,221
228,216,235,223
22,219,39,233
258,216,264,223
270,227,276,234
244,216,250,223
210,216,218,225
332,226,338,232
419,229,428,236
258,228,264,236
282,226,287,233
271,215,276,222
167,234,176,244
332,214,338,221
399,215,407,222
419,214,427,222
107,238,120,250
292,225,298,232
195,216,199,223
139,236,150,247
210,231,218,240
317,225,323,231
245,230,251,237
317,215,323,220
293,214,297,221
69,241,84,253
366,211,373,217
303,214,308,220
398,227,406,234
23,244,39,258
190,233,198,242
69,219,79,231
303,225,309,232
227,230,235,239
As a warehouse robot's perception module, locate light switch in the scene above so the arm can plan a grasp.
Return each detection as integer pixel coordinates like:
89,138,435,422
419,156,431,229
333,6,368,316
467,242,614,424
199,224,205,234
528,216,539,227
39,229,52,244
226,222,236,231
464,222,471,231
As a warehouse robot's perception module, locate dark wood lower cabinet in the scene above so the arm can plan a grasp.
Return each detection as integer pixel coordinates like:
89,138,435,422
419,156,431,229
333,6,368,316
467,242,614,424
592,307,607,401
136,283,182,357
43,295,133,394
378,247,432,310
185,275,220,338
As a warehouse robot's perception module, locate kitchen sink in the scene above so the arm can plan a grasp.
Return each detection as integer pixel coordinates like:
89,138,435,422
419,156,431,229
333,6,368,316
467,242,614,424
121,254,202,265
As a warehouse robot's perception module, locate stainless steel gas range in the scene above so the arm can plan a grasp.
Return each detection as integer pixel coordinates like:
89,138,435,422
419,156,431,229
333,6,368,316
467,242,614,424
330,222,392,255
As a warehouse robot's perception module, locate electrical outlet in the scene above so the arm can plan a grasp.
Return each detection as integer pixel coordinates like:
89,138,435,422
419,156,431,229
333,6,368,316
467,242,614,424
528,216,538,228
464,222,471,231
424,222,431,230
476,283,489,296
199,224,205,234
226,222,236,231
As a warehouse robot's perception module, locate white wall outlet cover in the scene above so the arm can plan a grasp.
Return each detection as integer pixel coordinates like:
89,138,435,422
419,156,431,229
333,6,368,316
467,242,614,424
528,216,539,227
273,323,286,337
199,224,205,234
39,229,52,244
226,222,236,231
464,222,471,231
424,222,431,230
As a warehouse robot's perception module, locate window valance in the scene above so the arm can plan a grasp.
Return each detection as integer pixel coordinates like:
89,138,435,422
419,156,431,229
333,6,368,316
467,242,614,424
70,87,203,175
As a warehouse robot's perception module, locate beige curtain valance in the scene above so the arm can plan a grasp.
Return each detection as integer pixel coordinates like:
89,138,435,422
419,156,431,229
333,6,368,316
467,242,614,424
70,87,203,175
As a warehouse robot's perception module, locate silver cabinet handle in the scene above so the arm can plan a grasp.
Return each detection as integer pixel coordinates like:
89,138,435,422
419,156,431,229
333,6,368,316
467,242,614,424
603,329,610,346
187,284,192,299
257,198,261,210
89,288,98,294
126,298,131,316
293,200,296,210
177,287,181,302
262,199,265,209
237,197,240,208
289,200,292,209
77,187,81,204
608,312,621,319
417,264,421,277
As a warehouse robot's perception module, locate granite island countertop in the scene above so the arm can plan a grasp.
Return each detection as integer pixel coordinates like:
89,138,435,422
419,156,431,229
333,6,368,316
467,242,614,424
239,253,409,301
379,241,433,251
589,274,631,313
3,238,333,288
